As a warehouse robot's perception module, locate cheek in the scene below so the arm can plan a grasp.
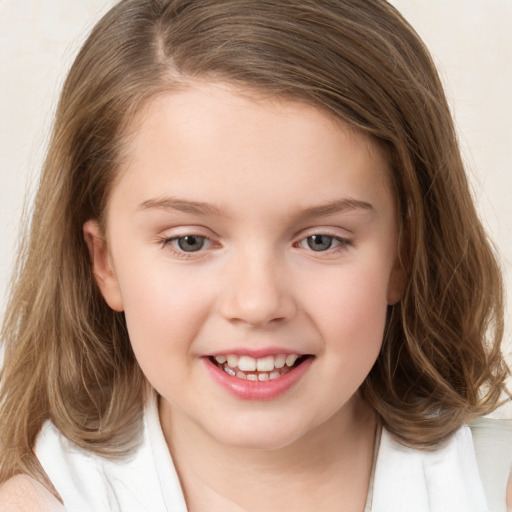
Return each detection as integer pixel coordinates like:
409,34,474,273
313,267,390,399
304,263,390,353
115,264,214,359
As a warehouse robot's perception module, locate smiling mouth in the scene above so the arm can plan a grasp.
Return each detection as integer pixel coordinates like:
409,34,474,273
209,353,310,381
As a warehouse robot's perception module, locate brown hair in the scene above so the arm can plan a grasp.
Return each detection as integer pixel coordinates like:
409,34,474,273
1,0,509,485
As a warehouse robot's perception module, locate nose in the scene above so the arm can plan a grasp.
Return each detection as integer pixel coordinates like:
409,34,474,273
218,249,297,327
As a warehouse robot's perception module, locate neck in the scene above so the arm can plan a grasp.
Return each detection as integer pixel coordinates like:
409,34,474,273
160,396,377,512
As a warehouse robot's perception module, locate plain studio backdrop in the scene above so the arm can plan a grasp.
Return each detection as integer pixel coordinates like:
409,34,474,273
0,0,511,416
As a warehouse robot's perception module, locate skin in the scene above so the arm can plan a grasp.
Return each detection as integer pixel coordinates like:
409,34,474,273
84,82,403,511
0,475,64,511
508,472,512,510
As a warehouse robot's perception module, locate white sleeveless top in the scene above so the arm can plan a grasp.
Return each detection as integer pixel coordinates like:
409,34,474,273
34,394,509,512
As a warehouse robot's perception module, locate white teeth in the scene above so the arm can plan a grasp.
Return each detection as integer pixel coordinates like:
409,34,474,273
238,356,257,372
226,355,238,368
274,355,286,369
286,354,299,367
256,356,275,372
214,353,304,377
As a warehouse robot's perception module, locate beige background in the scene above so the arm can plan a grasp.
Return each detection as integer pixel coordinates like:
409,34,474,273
0,1,511,414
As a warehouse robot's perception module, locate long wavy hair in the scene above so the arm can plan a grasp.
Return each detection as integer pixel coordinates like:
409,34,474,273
1,0,509,487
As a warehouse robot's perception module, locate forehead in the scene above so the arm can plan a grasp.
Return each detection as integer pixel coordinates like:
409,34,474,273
124,80,385,160
110,81,394,221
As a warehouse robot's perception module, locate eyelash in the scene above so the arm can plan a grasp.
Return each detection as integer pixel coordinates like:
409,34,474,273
157,234,215,260
157,231,352,259
295,233,352,253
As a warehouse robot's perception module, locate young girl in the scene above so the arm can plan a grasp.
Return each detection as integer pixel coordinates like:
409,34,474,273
0,1,511,511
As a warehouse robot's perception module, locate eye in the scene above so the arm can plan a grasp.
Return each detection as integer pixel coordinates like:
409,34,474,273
298,234,349,252
304,235,334,251
173,235,209,252
157,231,219,259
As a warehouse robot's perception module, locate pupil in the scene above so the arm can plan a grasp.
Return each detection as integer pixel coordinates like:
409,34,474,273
178,236,205,252
307,235,333,251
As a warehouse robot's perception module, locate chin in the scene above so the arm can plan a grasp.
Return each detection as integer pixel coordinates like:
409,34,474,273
203,413,319,452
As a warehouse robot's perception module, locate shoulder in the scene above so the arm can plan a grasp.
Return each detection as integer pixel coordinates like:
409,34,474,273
372,423,503,511
32,393,187,511
0,474,65,512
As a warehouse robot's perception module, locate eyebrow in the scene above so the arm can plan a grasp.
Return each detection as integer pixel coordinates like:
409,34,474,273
138,196,374,218
138,197,224,216
295,198,374,220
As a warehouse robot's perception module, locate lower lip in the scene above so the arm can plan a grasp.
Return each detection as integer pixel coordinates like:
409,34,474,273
203,356,313,401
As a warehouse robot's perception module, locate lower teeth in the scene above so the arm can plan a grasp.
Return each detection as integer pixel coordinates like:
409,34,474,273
219,363,294,381
214,356,308,381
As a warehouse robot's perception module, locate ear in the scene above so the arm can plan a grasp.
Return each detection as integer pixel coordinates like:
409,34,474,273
83,220,124,312
386,255,406,305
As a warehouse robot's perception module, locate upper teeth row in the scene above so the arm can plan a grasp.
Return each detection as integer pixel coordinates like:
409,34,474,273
214,354,300,372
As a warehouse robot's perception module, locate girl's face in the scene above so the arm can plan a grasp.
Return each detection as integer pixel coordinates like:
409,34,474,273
85,82,402,450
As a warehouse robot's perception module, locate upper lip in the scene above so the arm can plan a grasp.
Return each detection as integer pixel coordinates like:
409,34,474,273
205,347,308,359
